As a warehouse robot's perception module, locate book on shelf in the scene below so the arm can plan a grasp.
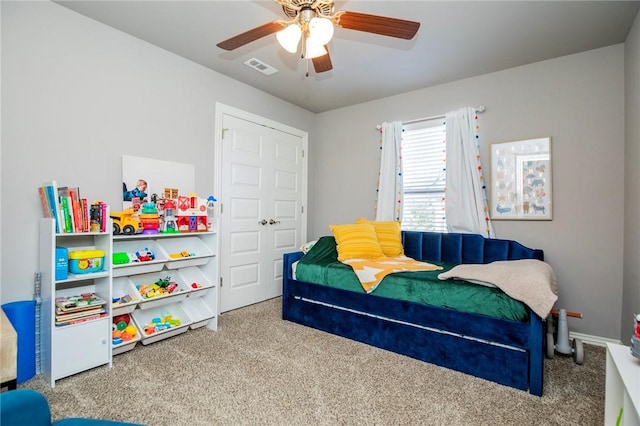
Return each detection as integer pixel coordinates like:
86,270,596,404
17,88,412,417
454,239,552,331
58,187,74,233
101,202,108,232
39,181,62,233
54,293,108,326
55,306,106,320
37,186,52,219
90,201,108,233
68,187,83,233
81,198,89,233
55,293,107,312
37,183,108,234
55,312,109,327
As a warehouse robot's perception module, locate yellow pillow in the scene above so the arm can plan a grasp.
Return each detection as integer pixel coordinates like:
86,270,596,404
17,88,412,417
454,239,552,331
329,223,386,261
356,218,404,257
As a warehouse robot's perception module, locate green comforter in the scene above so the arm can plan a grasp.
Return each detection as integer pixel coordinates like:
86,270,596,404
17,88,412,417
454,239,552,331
294,236,528,321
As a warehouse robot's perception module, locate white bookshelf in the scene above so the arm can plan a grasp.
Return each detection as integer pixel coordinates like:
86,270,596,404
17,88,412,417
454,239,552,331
605,342,640,426
39,218,113,388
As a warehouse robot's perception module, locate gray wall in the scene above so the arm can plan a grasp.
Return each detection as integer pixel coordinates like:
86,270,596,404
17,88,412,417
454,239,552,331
623,12,640,342
0,1,314,303
312,45,625,340
2,1,637,341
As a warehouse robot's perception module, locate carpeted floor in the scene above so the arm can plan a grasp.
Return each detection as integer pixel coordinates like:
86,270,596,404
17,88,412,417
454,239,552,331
22,297,605,425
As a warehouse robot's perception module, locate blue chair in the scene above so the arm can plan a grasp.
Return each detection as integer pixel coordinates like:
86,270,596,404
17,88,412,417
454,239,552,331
0,389,144,425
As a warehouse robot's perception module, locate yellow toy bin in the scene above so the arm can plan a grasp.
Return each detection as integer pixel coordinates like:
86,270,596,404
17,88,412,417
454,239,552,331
68,249,105,274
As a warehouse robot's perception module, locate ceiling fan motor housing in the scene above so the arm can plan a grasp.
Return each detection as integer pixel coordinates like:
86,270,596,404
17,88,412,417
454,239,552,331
280,0,334,19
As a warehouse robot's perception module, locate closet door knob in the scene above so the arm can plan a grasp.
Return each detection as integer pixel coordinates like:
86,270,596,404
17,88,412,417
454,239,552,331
259,219,268,225
269,219,280,225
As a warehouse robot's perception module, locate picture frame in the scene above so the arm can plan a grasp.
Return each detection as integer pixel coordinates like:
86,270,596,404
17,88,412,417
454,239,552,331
490,137,552,220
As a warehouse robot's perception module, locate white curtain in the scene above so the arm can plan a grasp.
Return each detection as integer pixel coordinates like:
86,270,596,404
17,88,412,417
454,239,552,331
445,107,495,237
375,121,403,221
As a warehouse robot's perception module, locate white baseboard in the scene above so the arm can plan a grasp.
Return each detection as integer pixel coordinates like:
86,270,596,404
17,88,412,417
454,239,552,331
569,331,622,347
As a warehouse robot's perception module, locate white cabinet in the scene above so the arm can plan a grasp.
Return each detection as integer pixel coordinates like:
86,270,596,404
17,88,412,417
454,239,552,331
112,231,218,349
605,343,640,426
39,218,112,388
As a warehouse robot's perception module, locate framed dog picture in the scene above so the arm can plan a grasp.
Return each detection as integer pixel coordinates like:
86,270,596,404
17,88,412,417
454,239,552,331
490,137,552,220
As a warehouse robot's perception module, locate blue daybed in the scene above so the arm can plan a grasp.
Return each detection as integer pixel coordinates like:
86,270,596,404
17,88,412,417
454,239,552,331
282,231,546,396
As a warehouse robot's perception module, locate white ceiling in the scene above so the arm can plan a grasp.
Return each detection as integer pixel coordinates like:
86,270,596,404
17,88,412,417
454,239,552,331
55,1,640,113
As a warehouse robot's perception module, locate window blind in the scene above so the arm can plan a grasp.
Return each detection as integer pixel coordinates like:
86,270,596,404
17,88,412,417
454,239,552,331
401,121,447,232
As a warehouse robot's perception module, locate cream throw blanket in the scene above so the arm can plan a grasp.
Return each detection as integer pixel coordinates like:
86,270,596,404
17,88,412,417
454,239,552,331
437,259,558,318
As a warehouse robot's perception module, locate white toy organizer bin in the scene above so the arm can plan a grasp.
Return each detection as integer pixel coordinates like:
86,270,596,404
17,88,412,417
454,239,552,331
131,302,192,345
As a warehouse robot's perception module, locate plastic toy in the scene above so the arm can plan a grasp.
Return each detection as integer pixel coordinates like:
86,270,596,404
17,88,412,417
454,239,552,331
176,193,209,232
113,252,144,265
164,188,179,199
112,294,133,306
137,277,180,299
112,313,135,345
142,314,181,336
68,250,104,274
112,252,130,265
139,202,160,235
546,308,584,364
161,200,178,233
113,313,130,325
124,324,137,337
632,314,640,360
168,251,194,259
155,277,170,288
110,210,143,235
206,195,217,209
206,195,217,231
135,249,155,262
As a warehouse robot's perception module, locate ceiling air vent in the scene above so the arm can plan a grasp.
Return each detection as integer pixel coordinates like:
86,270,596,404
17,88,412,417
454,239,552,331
244,58,278,75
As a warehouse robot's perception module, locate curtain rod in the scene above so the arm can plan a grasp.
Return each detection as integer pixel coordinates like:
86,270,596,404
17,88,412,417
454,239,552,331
376,105,486,129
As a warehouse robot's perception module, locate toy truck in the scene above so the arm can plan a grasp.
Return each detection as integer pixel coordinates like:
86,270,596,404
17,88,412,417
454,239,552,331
110,210,143,235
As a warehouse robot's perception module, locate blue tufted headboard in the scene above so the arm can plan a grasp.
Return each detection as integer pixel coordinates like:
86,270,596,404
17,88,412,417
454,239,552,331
402,231,543,264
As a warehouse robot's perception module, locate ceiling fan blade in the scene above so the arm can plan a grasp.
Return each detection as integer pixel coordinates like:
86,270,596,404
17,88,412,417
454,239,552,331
217,22,283,51
312,48,333,73
336,11,420,40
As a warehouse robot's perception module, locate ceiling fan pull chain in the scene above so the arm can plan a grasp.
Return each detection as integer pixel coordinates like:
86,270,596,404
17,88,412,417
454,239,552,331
302,32,309,77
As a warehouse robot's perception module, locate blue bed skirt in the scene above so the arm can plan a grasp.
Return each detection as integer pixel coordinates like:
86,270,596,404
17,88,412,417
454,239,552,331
281,231,545,396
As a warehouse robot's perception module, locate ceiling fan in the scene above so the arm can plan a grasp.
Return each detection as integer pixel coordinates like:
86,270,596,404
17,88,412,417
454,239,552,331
216,0,420,74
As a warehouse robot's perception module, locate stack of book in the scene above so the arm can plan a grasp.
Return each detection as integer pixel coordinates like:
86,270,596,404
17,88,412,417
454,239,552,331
55,293,108,326
37,181,108,233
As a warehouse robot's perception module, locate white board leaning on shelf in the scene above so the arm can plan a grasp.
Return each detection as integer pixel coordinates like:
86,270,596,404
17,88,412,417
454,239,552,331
122,155,196,210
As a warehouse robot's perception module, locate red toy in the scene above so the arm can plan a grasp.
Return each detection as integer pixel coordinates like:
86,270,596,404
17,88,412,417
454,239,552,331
176,194,208,232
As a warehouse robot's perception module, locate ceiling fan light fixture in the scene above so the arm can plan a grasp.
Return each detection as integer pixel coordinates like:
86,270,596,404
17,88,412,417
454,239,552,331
217,1,420,74
276,23,302,53
308,17,334,45
305,37,327,59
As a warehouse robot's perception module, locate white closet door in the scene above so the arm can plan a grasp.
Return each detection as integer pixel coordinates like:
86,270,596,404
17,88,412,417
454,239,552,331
219,113,304,312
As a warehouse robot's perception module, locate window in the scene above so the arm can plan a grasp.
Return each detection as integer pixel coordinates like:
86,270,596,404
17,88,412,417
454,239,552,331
401,119,447,232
